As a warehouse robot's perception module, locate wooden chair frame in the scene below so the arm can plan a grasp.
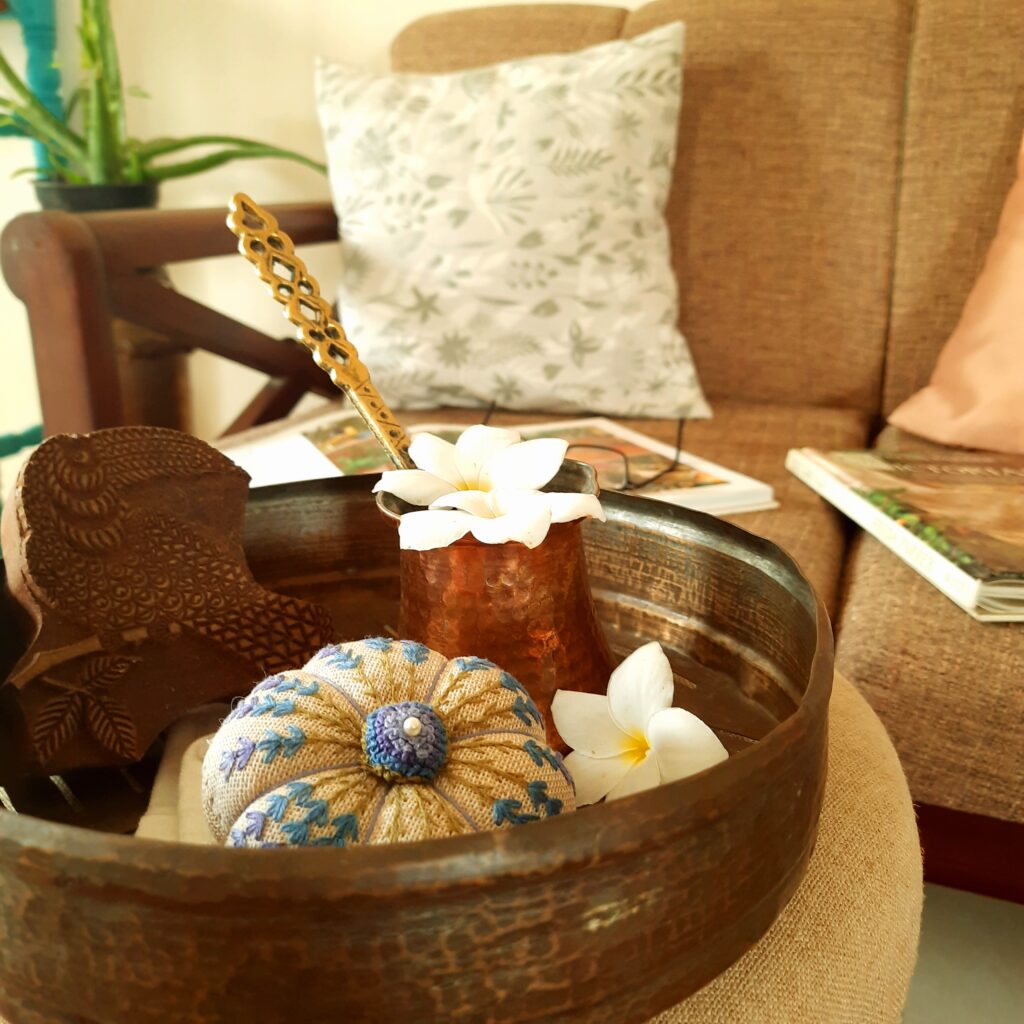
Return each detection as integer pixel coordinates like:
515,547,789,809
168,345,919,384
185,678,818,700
1,203,341,437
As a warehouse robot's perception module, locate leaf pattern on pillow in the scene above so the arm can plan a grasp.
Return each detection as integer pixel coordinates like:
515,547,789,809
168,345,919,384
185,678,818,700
316,21,710,419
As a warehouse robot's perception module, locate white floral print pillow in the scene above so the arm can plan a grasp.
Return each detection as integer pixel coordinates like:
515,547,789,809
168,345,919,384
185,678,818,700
315,22,710,420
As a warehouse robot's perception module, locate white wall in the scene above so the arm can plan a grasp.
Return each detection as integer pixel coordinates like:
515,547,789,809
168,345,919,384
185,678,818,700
0,0,638,446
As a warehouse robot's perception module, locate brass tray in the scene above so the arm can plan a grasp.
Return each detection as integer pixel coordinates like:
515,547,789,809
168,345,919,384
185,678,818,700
0,476,832,1024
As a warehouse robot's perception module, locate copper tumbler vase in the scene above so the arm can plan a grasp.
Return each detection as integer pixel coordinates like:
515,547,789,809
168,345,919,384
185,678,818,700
377,462,615,748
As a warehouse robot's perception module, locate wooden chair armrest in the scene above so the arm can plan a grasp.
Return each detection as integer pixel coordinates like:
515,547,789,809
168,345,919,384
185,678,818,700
1,202,340,436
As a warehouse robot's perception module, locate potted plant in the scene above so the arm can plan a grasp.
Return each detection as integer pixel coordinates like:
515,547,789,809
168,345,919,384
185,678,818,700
0,0,324,212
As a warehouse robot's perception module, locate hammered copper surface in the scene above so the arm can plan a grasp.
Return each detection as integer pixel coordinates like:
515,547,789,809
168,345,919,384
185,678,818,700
379,461,615,749
0,476,832,1024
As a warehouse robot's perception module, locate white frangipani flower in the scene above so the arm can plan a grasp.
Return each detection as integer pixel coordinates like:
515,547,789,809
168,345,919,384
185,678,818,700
373,424,605,551
551,641,728,805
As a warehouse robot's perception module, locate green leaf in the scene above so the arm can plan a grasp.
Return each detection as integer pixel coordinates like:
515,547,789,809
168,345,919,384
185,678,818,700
517,230,544,249
145,144,326,180
425,174,451,189
125,85,150,99
543,363,563,380
531,299,559,317
0,50,88,174
547,146,613,177
448,209,469,228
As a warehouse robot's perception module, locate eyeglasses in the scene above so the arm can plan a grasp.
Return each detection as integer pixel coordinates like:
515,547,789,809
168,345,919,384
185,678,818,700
479,403,687,493
566,418,686,492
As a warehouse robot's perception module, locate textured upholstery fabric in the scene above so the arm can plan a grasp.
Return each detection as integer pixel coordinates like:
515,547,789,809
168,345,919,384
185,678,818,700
402,402,871,613
136,676,923,1023
393,1,913,413
391,4,627,71
882,0,1024,414
836,429,1024,824
651,675,922,1024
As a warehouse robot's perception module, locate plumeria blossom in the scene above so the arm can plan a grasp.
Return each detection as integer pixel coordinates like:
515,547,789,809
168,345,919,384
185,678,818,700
551,641,728,805
373,424,605,551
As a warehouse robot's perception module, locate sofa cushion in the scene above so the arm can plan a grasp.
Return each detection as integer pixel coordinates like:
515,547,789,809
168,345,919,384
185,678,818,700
402,401,871,614
394,1,913,414
836,428,1024,824
882,0,1024,415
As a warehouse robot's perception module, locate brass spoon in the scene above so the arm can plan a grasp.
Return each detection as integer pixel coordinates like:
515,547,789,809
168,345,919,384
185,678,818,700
226,193,413,469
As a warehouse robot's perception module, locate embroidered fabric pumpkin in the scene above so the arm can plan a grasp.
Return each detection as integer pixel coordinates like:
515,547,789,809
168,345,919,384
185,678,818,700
201,637,574,847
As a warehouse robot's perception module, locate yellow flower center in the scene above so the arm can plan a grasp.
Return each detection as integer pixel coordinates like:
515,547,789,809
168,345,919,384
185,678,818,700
626,733,650,764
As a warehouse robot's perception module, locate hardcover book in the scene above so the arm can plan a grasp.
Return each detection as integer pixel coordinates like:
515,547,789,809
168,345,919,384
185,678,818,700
786,447,1024,621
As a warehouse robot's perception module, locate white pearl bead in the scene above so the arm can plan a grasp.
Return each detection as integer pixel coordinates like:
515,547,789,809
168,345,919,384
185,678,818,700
402,716,423,738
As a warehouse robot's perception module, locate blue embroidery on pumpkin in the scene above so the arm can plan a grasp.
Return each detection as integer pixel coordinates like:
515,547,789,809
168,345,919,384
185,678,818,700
286,781,314,805
265,793,289,822
324,646,362,671
219,736,256,780
302,799,330,827
228,828,246,848
457,656,497,673
399,640,430,665
250,696,296,718
363,636,392,651
260,842,283,849
527,779,563,817
492,798,540,827
331,814,359,846
272,678,318,696
257,725,305,764
243,810,266,840
523,739,562,773
499,671,528,695
513,695,543,728
281,820,310,845
254,674,287,693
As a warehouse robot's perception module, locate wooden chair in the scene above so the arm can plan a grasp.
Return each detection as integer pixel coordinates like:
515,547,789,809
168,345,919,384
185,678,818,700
1,204,341,437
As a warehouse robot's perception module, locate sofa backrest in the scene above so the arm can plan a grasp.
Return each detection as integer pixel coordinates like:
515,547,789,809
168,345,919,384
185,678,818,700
393,1,913,415
393,2,1022,419
882,0,1024,415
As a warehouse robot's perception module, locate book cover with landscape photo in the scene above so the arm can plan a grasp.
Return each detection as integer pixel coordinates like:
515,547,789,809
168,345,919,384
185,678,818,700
787,444,1024,621
815,449,1024,583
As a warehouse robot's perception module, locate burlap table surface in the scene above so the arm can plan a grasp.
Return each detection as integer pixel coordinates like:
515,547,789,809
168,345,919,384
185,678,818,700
136,673,923,1023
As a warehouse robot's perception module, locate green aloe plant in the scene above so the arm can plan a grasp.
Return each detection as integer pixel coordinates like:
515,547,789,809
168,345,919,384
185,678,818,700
0,0,324,184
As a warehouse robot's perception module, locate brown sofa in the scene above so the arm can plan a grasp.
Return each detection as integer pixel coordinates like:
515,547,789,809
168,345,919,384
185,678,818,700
3,1,1022,899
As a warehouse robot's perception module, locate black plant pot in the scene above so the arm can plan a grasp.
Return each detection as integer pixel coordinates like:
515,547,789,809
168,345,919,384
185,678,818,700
33,180,159,213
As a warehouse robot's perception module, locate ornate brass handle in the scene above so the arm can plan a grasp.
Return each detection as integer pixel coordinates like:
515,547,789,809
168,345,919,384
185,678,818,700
226,193,413,469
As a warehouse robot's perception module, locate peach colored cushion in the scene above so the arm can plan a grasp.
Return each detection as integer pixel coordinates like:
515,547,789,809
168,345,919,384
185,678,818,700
889,134,1024,454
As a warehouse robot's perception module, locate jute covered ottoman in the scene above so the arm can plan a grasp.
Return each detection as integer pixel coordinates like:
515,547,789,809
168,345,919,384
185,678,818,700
138,674,923,1023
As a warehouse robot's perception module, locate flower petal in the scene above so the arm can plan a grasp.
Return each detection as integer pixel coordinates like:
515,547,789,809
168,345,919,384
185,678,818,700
607,641,674,739
546,491,606,524
373,469,453,507
397,509,474,551
565,750,636,806
647,707,729,783
408,433,465,489
455,425,521,489
469,497,551,548
481,437,569,491
605,750,661,801
551,690,631,758
429,489,497,518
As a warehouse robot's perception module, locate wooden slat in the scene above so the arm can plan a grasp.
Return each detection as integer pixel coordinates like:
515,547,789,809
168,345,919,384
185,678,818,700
221,377,308,436
108,276,336,396
83,202,338,270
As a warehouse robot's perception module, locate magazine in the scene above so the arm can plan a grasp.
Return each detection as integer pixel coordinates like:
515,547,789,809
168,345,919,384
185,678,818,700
786,447,1024,622
219,408,776,517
